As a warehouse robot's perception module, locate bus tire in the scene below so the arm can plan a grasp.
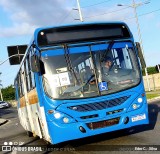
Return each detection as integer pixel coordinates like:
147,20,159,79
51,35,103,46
26,131,33,137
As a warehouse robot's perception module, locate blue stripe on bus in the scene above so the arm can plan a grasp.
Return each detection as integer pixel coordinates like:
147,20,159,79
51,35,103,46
112,42,133,48
41,42,133,57
41,49,64,56
69,46,89,53
90,44,108,51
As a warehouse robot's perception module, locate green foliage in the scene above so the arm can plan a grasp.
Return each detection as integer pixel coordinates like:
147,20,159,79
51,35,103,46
142,67,158,76
1,85,15,101
146,93,160,99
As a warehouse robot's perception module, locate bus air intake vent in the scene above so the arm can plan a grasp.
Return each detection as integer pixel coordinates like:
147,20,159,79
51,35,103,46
107,109,123,115
80,114,98,119
86,117,120,130
68,96,130,112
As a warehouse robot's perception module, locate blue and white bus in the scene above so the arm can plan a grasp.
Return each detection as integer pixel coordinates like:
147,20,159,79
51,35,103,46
14,22,149,144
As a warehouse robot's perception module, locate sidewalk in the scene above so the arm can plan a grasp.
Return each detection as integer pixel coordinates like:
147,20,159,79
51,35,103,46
147,96,160,103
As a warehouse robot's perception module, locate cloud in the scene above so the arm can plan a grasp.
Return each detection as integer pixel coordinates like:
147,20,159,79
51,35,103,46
0,0,75,37
0,23,36,37
0,0,137,37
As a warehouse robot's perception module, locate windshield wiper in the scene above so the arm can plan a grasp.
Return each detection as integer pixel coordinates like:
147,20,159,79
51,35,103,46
63,44,80,84
101,40,115,62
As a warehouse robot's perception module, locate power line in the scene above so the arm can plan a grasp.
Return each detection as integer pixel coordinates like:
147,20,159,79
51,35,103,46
84,6,130,19
81,0,112,8
57,0,158,24
58,9,74,24
58,0,76,24
83,3,160,20
123,8,160,20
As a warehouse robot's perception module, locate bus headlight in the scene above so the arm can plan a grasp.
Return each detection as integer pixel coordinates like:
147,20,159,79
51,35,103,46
63,117,69,123
138,98,143,103
54,112,61,119
48,110,76,124
128,97,144,112
132,104,137,109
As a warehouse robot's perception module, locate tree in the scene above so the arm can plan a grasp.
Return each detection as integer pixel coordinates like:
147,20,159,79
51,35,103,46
142,67,159,76
1,85,15,101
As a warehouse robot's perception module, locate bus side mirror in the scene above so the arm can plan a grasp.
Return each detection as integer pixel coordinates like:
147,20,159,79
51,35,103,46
135,42,146,69
31,55,40,72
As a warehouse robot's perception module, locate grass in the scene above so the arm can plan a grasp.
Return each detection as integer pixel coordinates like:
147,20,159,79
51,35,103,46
145,90,160,99
146,93,160,99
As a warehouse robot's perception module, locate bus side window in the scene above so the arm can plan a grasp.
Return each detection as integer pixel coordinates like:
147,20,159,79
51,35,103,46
25,55,31,91
31,71,35,88
24,60,29,91
29,50,35,89
19,69,24,97
16,75,21,98
24,50,35,92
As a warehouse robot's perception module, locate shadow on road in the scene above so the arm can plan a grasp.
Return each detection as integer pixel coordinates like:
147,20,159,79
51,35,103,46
69,102,160,147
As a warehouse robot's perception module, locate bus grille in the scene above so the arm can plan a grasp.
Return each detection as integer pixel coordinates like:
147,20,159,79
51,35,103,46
86,117,120,130
68,96,130,112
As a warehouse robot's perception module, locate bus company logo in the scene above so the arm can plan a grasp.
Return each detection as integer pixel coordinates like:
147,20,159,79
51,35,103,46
2,142,12,152
2,141,24,152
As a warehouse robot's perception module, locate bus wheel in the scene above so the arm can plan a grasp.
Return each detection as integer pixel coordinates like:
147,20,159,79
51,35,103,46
26,131,33,137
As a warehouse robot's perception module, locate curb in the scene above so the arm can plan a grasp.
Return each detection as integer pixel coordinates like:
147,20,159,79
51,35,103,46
0,119,8,126
147,96,160,103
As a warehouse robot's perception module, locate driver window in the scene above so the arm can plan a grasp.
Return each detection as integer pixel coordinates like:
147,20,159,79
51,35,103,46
111,48,132,70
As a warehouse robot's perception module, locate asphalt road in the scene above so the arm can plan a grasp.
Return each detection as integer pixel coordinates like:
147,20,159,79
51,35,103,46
0,99,160,154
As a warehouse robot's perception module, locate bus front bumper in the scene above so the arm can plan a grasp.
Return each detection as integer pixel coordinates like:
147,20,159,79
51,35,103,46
47,103,149,144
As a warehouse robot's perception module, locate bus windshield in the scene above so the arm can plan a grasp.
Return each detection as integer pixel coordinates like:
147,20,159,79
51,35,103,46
41,41,140,99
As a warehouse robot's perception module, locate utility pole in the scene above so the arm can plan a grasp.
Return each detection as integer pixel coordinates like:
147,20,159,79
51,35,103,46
73,0,84,22
0,73,3,101
118,0,151,91
132,0,151,91
157,65,160,73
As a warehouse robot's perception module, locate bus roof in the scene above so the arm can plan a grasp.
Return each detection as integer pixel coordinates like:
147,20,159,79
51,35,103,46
34,21,129,33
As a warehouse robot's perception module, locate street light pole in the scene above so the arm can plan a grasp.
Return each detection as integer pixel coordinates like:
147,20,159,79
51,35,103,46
118,0,151,91
0,54,25,66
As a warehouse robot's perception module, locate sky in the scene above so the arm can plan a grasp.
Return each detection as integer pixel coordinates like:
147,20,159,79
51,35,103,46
0,0,160,88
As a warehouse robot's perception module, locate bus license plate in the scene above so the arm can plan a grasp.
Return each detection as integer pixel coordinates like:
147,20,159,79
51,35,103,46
131,114,146,122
